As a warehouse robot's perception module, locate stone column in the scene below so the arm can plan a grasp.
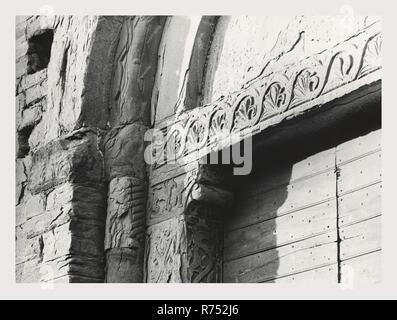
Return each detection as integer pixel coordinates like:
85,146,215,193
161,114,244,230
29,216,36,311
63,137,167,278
103,16,166,282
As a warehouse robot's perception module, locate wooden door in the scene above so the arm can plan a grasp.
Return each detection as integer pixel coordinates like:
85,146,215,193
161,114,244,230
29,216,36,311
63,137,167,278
223,128,381,283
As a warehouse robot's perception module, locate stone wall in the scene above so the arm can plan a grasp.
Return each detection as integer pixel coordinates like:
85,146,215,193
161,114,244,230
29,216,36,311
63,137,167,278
15,15,123,282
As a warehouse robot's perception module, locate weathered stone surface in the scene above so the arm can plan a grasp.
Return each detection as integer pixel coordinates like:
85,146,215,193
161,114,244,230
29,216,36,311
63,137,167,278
16,69,47,94
203,16,380,104
191,183,233,207
105,177,146,250
15,15,382,285
146,163,227,283
80,16,124,129
16,254,104,283
15,16,122,284
105,248,142,283
41,223,72,262
181,203,223,283
15,35,28,61
71,185,107,222
28,129,103,194
23,16,122,148
15,55,29,79
15,156,32,204
147,170,196,224
110,16,165,127
16,101,44,132
152,16,202,123
46,182,106,222
154,22,381,167
23,78,47,107
103,123,147,181
145,217,183,283
15,226,44,264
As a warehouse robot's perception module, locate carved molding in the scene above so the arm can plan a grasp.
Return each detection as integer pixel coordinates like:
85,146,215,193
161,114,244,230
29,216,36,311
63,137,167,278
182,202,223,283
145,218,183,283
154,25,381,166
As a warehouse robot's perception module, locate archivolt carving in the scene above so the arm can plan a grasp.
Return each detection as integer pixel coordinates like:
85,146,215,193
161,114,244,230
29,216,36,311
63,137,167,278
153,24,381,166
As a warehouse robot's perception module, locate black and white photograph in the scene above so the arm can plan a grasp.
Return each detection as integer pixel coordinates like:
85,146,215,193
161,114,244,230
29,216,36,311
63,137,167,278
3,0,397,305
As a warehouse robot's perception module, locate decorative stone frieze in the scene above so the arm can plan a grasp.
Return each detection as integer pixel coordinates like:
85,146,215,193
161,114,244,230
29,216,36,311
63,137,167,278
154,24,382,166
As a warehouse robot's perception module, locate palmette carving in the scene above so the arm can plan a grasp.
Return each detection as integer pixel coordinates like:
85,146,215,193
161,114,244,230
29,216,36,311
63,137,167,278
232,88,261,131
289,69,321,108
358,33,382,79
262,82,288,117
153,25,381,166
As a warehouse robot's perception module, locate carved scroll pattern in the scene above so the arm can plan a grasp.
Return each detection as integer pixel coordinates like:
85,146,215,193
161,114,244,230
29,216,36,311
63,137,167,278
183,202,222,283
145,218,182,283
146,164,230,283
154,27,381,165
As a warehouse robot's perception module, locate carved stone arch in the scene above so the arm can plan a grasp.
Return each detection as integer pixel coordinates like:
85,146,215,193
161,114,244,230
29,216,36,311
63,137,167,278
103,16,167,282
183,16,219,110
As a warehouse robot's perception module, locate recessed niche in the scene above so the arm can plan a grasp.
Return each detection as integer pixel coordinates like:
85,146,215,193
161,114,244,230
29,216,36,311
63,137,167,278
27,29,54,74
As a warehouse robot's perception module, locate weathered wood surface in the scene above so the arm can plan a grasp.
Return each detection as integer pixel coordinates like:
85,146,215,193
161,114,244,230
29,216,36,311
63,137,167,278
223,231,337,283
267,263,338,284
224,126,381,283
336,129,381,164
337,151,381,195
340,216,381,261
228,170,336,231
242,148,335,197
224,199,337,261
341,250,381,284
337,129,381,283
338,182,381,227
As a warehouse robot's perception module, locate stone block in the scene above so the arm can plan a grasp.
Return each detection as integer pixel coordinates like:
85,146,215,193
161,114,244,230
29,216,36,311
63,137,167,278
15,35,28,61
69,219,105,259
16,55,28,79
16,193,45,227
15,226,43,265
105,248,142,283
17,69,47,94
24,79,47,106
41,223,72,262
17,101,43,131
103,123,147,181
28,130,103,194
